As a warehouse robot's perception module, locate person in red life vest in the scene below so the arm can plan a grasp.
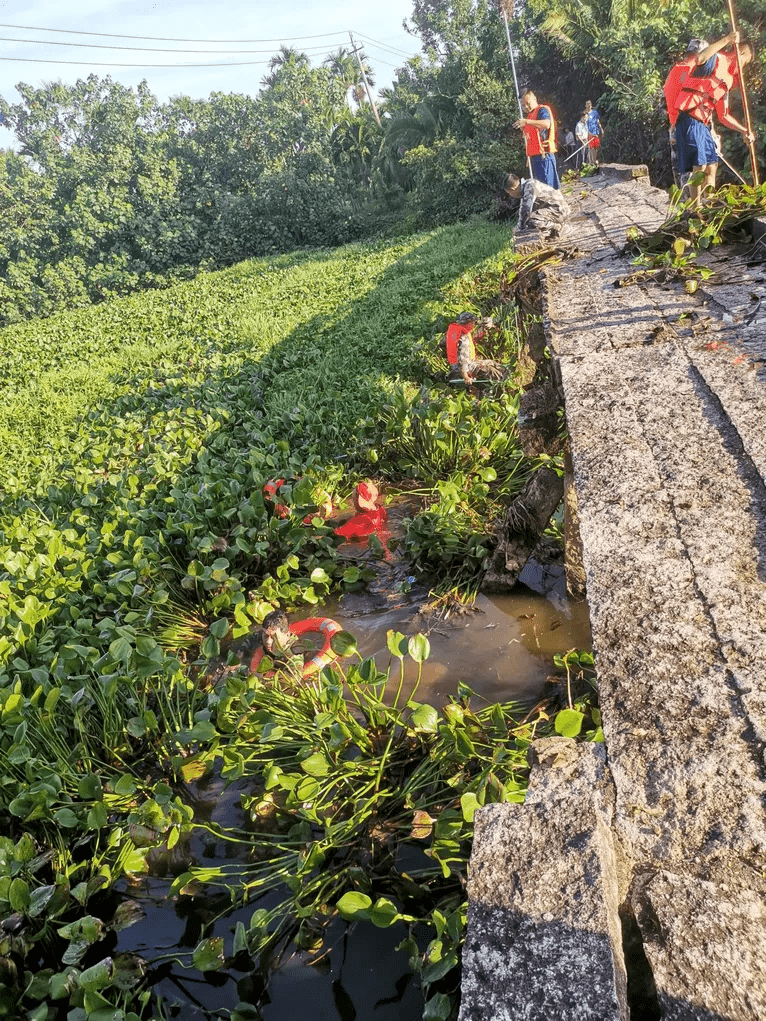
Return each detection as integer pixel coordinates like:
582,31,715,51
443,312,506,385
513,90,561,190
673,31,754,204
663,33,737,187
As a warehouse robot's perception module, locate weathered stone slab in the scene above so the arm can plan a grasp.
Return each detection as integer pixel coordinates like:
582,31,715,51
633,867,766,1021
597,163,650,183
459,742,627,1021
472,167,766,1021
556,343,766,861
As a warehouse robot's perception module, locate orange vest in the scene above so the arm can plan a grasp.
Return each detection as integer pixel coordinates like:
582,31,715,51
663,58,695,126
522,105,557,156
676,54,736,124
445,322,473,365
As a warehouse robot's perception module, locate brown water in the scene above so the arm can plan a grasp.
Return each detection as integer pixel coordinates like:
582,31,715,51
116,567,591,1020
330,561,592,710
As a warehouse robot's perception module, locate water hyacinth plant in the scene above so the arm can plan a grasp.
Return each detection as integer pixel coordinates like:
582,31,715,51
0,223,586,1018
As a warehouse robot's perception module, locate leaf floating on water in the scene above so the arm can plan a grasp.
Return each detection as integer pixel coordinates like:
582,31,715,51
410,810,435,840
192,936,225,972
112,901,146,932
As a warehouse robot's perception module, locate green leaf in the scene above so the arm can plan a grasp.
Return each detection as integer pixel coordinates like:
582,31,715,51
54,807,79,828
77,774,102,800
409,703,439,733
423,992,452,1020
300,752,330,777
330,630,358,658
460,792,481,823
48,969,79,1000
554,708,585,738
29,884,56,918
192,936,225,972
386,630,408,658
233,921,248,955
78,957,114,991
370,897,400,928
209,618,230,639
408,633,430,663
9,877,30,912
113,775,136,796
336,891,372,921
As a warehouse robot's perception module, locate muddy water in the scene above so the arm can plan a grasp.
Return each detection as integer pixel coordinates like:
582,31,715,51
329,561,591,709
118,570,591,1020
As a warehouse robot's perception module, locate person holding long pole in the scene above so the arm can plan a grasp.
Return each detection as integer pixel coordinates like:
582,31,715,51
513,90,561,189
674,31,756,204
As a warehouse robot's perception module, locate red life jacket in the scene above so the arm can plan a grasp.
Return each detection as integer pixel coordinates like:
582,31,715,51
663,58,696,126
676,54,736,124
522,105,557,157
445,322,473,365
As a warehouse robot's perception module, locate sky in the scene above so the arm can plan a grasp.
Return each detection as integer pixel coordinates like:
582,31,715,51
0,0,423,134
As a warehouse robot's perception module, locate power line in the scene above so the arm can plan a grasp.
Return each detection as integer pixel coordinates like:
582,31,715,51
0,56,274,68
354,32,417,59
0,22,350,44
0,35,334,55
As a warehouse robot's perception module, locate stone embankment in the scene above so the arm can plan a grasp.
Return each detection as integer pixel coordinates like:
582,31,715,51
460,166,766,1020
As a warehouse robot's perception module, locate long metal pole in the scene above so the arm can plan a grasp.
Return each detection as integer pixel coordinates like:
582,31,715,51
502,9,533,178
724,0,759,185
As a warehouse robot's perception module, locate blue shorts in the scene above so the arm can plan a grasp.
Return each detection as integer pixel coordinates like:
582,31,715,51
530,154,561,190
676,112,718,174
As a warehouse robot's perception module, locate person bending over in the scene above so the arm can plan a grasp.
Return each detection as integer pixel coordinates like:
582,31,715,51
504,173,570,240
444,312,506,385
664,32,738,190
673,32,755,203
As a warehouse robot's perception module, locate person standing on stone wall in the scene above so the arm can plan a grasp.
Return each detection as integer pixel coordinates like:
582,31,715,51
672,30,755,203
513,90,561,189
584,100,602,165
574,112,589,170
663,32,738,189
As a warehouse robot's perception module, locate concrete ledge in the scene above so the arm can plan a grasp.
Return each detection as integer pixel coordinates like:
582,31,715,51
633,866,766,1021
459,741,627,1021
596,163,650,182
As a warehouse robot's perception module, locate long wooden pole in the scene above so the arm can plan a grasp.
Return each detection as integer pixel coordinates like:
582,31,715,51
725,0,759,185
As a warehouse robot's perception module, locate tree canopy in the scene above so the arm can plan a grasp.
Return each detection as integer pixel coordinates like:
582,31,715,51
0,0,763,325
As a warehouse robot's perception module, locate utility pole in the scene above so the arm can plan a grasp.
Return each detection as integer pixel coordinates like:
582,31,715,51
349,32,381,127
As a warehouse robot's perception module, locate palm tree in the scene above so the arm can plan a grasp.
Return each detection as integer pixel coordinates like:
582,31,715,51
260,46,310,89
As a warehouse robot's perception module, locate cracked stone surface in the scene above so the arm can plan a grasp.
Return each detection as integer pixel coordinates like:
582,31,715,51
461,165,766,1021
459,742,627,1021
632,865,766,1020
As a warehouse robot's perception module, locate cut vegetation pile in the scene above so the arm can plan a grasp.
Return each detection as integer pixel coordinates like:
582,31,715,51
0,224,590,1020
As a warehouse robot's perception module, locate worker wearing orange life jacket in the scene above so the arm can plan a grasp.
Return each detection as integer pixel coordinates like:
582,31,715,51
513,90,561,190
443,313,506,385
664,35,736,187
672,32,754,203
